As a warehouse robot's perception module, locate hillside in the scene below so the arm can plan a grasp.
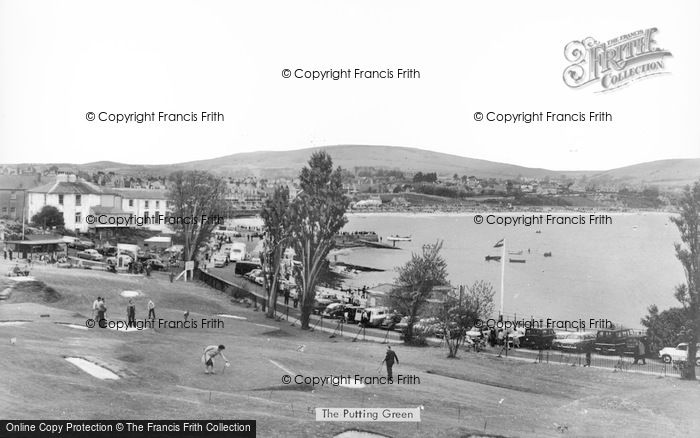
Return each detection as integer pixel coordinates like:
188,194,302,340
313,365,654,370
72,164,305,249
169,145,564,180
587,158,700,187
5,145,699,187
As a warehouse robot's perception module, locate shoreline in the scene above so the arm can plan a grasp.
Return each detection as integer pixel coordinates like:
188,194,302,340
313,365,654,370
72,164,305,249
230,208,677,224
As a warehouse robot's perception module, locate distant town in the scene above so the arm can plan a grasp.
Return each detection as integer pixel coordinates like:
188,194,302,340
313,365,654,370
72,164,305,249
0,162,678,232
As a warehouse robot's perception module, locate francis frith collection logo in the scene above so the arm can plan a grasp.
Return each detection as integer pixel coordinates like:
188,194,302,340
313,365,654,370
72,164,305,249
563,28,672,92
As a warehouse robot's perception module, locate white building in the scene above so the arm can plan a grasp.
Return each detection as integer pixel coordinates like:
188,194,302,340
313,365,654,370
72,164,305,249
112,188,171,232
27,175,120,233
27,175,171,234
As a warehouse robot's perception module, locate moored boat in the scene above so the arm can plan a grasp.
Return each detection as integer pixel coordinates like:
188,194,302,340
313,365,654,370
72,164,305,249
485,255,502,262
386,235,412,242
509,258,526,263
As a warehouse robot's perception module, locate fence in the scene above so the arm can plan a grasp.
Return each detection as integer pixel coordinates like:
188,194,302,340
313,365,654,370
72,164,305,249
518,348,696,378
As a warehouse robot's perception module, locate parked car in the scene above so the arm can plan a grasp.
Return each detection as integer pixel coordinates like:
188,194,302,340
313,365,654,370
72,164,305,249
505,328,526,348
98,246,117,257
77,249,103,261
466,326,490,340
594,328,635,355
552,331,597,352
71,239,95,251
379,313,403,330
313,297,340,315
362,307,390,327
394,316,415,332
520,328,556,350
658,343,700,365
212,253,228,268
322,302,347,319
145,259,167,271
245,269,262,282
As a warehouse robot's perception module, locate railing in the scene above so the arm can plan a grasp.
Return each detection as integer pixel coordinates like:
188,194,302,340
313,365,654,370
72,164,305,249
518,348,697,378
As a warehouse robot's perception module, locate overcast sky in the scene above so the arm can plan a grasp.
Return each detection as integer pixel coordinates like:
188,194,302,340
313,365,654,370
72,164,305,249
1,0,698,170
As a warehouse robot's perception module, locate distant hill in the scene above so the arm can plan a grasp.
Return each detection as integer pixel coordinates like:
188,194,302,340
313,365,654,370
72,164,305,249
585,158,700,187
4,145,699,187
167,145,568,180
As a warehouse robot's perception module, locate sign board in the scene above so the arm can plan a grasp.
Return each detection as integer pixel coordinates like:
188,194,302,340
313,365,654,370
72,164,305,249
185,261,195,271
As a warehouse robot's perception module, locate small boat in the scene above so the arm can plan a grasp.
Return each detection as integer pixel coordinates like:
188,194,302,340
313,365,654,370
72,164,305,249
509,258,526,263
535,230,542,234
386,235,412,242
485,255,502,262
508,250,523,255
543,252,552,257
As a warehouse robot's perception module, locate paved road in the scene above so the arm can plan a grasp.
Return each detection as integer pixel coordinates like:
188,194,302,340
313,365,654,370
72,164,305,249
203,265,405,343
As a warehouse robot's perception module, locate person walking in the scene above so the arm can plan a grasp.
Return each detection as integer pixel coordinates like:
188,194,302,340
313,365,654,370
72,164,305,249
201,344,230,374
284,288,290,306
127,299,136,327
584,347,592,367
97,298,107,327
381,345,399,383
633,340,647,365
147,299,156,320
92,296,101,322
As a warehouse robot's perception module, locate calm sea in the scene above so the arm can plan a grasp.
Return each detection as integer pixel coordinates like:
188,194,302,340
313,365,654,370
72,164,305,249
233,212,685,328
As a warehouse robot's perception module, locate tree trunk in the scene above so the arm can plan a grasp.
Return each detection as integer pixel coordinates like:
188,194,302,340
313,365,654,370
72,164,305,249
404,321,415,343
300,290,313,329
266,247,283,319
682,337,697,380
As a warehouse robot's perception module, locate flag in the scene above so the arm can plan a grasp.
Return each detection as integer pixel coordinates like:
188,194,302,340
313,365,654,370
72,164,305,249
493,239,504,248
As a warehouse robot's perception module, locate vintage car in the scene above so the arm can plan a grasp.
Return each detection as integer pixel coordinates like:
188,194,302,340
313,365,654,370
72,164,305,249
594,328,636,355
658,343,700,365
552,331,597,352
520,328,556,350
77,249,103,261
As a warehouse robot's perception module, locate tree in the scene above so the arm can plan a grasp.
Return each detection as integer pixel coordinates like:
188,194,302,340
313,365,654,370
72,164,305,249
641,304,687,353
288,152,349,329
669,180,700,380
261,185,290,318
31,205,64,230
438,281,495,358
389,240,448,344
168,171,227,264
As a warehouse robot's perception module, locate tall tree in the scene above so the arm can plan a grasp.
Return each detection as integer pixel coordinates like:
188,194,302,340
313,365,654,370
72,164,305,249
670,180,700,380
288,151,349,329
168,171,227,264
389,240,448,344
438,281,495,358
261,185,290,318
641,305,687,354
31,205,64,230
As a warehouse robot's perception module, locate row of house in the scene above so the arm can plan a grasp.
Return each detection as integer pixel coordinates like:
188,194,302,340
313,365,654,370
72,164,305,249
26,174,170,234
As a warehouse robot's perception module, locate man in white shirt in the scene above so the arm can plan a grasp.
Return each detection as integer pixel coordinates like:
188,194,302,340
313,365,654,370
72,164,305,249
92,296,101,321
202,344,230,374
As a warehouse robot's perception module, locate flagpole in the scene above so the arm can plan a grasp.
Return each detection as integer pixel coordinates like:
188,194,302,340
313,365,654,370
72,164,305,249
500,238,505,317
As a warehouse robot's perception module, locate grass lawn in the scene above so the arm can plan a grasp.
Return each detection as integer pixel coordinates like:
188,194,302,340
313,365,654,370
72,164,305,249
1,261,699,437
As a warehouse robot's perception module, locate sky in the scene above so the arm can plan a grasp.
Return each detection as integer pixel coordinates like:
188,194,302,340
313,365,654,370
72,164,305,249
0,0,699,171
